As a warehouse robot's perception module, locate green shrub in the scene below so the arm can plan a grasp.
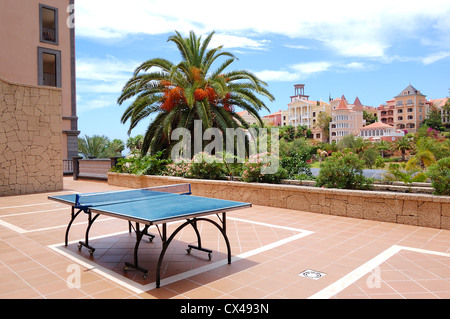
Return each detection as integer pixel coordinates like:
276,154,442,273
187,152,226,180
111,151,171,176
375,156,385,169
383,163,427,184
316,151,373,190
426,157,450,195
280,150,313,179
164,161,191,177
241,152,287,184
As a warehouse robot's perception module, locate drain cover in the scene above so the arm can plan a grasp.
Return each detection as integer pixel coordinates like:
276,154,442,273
298,269,326,280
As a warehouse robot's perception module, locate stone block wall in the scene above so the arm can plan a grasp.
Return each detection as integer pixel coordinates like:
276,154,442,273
0,77,63,195
108,173,450,230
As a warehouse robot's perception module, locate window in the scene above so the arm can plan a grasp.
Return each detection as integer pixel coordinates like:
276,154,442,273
397,109,403,113
407,115,413,120
407,108,413,113
398,116,403,121
38,47,61,87
406,99,413,105
397,101,403,106
39,4,58,44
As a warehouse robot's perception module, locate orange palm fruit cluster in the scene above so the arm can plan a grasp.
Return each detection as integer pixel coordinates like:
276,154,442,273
223,92,233,111
191,66,203,83
160,80,186,112
194,88,208,101
205,87,216,104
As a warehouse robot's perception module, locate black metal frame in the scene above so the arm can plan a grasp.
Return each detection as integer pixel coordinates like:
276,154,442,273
64,207,231,288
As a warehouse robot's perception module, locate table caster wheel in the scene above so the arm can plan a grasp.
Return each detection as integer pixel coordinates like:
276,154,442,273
88,249,94,256
77,244,82,250
208,253,212,260
186,247,192,254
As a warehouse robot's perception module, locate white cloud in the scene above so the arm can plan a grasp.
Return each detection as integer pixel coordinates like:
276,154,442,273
254,70,299,82
255,61,332,82
208,34,269,50
74,0,450,59
75,56,140,112
343,62,366,70
291,62,332,75
422,51,450,65
284,44,310,50
76,56,140,92
255,60,375,82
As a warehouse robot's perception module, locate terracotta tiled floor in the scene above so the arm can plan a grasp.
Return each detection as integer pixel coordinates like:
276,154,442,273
0,177,449,300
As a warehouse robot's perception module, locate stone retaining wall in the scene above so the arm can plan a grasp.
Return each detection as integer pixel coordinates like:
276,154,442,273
108,173,450,230
0,77,63,195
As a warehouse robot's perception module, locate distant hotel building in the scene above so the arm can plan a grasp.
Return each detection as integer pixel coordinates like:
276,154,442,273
262,83,445,144
359,122,405,142
329,96,364,143
378,84,430,133
236,110,259,126
286,84,331,142
430,98,450,130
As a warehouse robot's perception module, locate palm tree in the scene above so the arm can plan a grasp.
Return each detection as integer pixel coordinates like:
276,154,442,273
375,140,391,158
78,135,122,158
406,137,437,169
352,136,371,155
126,135,144,153
117,30,274,156
393,136,412,162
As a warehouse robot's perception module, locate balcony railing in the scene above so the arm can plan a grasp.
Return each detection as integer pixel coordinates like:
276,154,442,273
42,26,56,42
43,72,56,87
72,157,122,180
63,160,73,175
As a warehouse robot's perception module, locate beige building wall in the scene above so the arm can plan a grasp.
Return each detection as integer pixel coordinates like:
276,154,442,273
288,96,331,142
0,0,76,195
0,0,78,160
0,77,63,195
329,99,364,143
393,85,428,133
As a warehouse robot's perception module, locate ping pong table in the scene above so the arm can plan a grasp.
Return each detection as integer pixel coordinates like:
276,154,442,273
48,184,251,288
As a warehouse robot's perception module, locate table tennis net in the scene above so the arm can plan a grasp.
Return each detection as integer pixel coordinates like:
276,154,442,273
75,183,191,208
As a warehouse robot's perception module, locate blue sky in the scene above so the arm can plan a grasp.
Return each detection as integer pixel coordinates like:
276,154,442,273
73,0,450,144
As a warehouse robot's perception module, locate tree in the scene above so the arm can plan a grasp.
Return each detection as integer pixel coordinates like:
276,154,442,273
109,139,125,155
279,125,295,141
363,110,377,125
375,140,391,158
78,135,123,158
393,136,412,162
352,136,371,156
423,106,444,131
317,112,332,142
117,31,274,157
426,157,450,195
337,134,356,150
126,135,144,153
362,147,379,168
